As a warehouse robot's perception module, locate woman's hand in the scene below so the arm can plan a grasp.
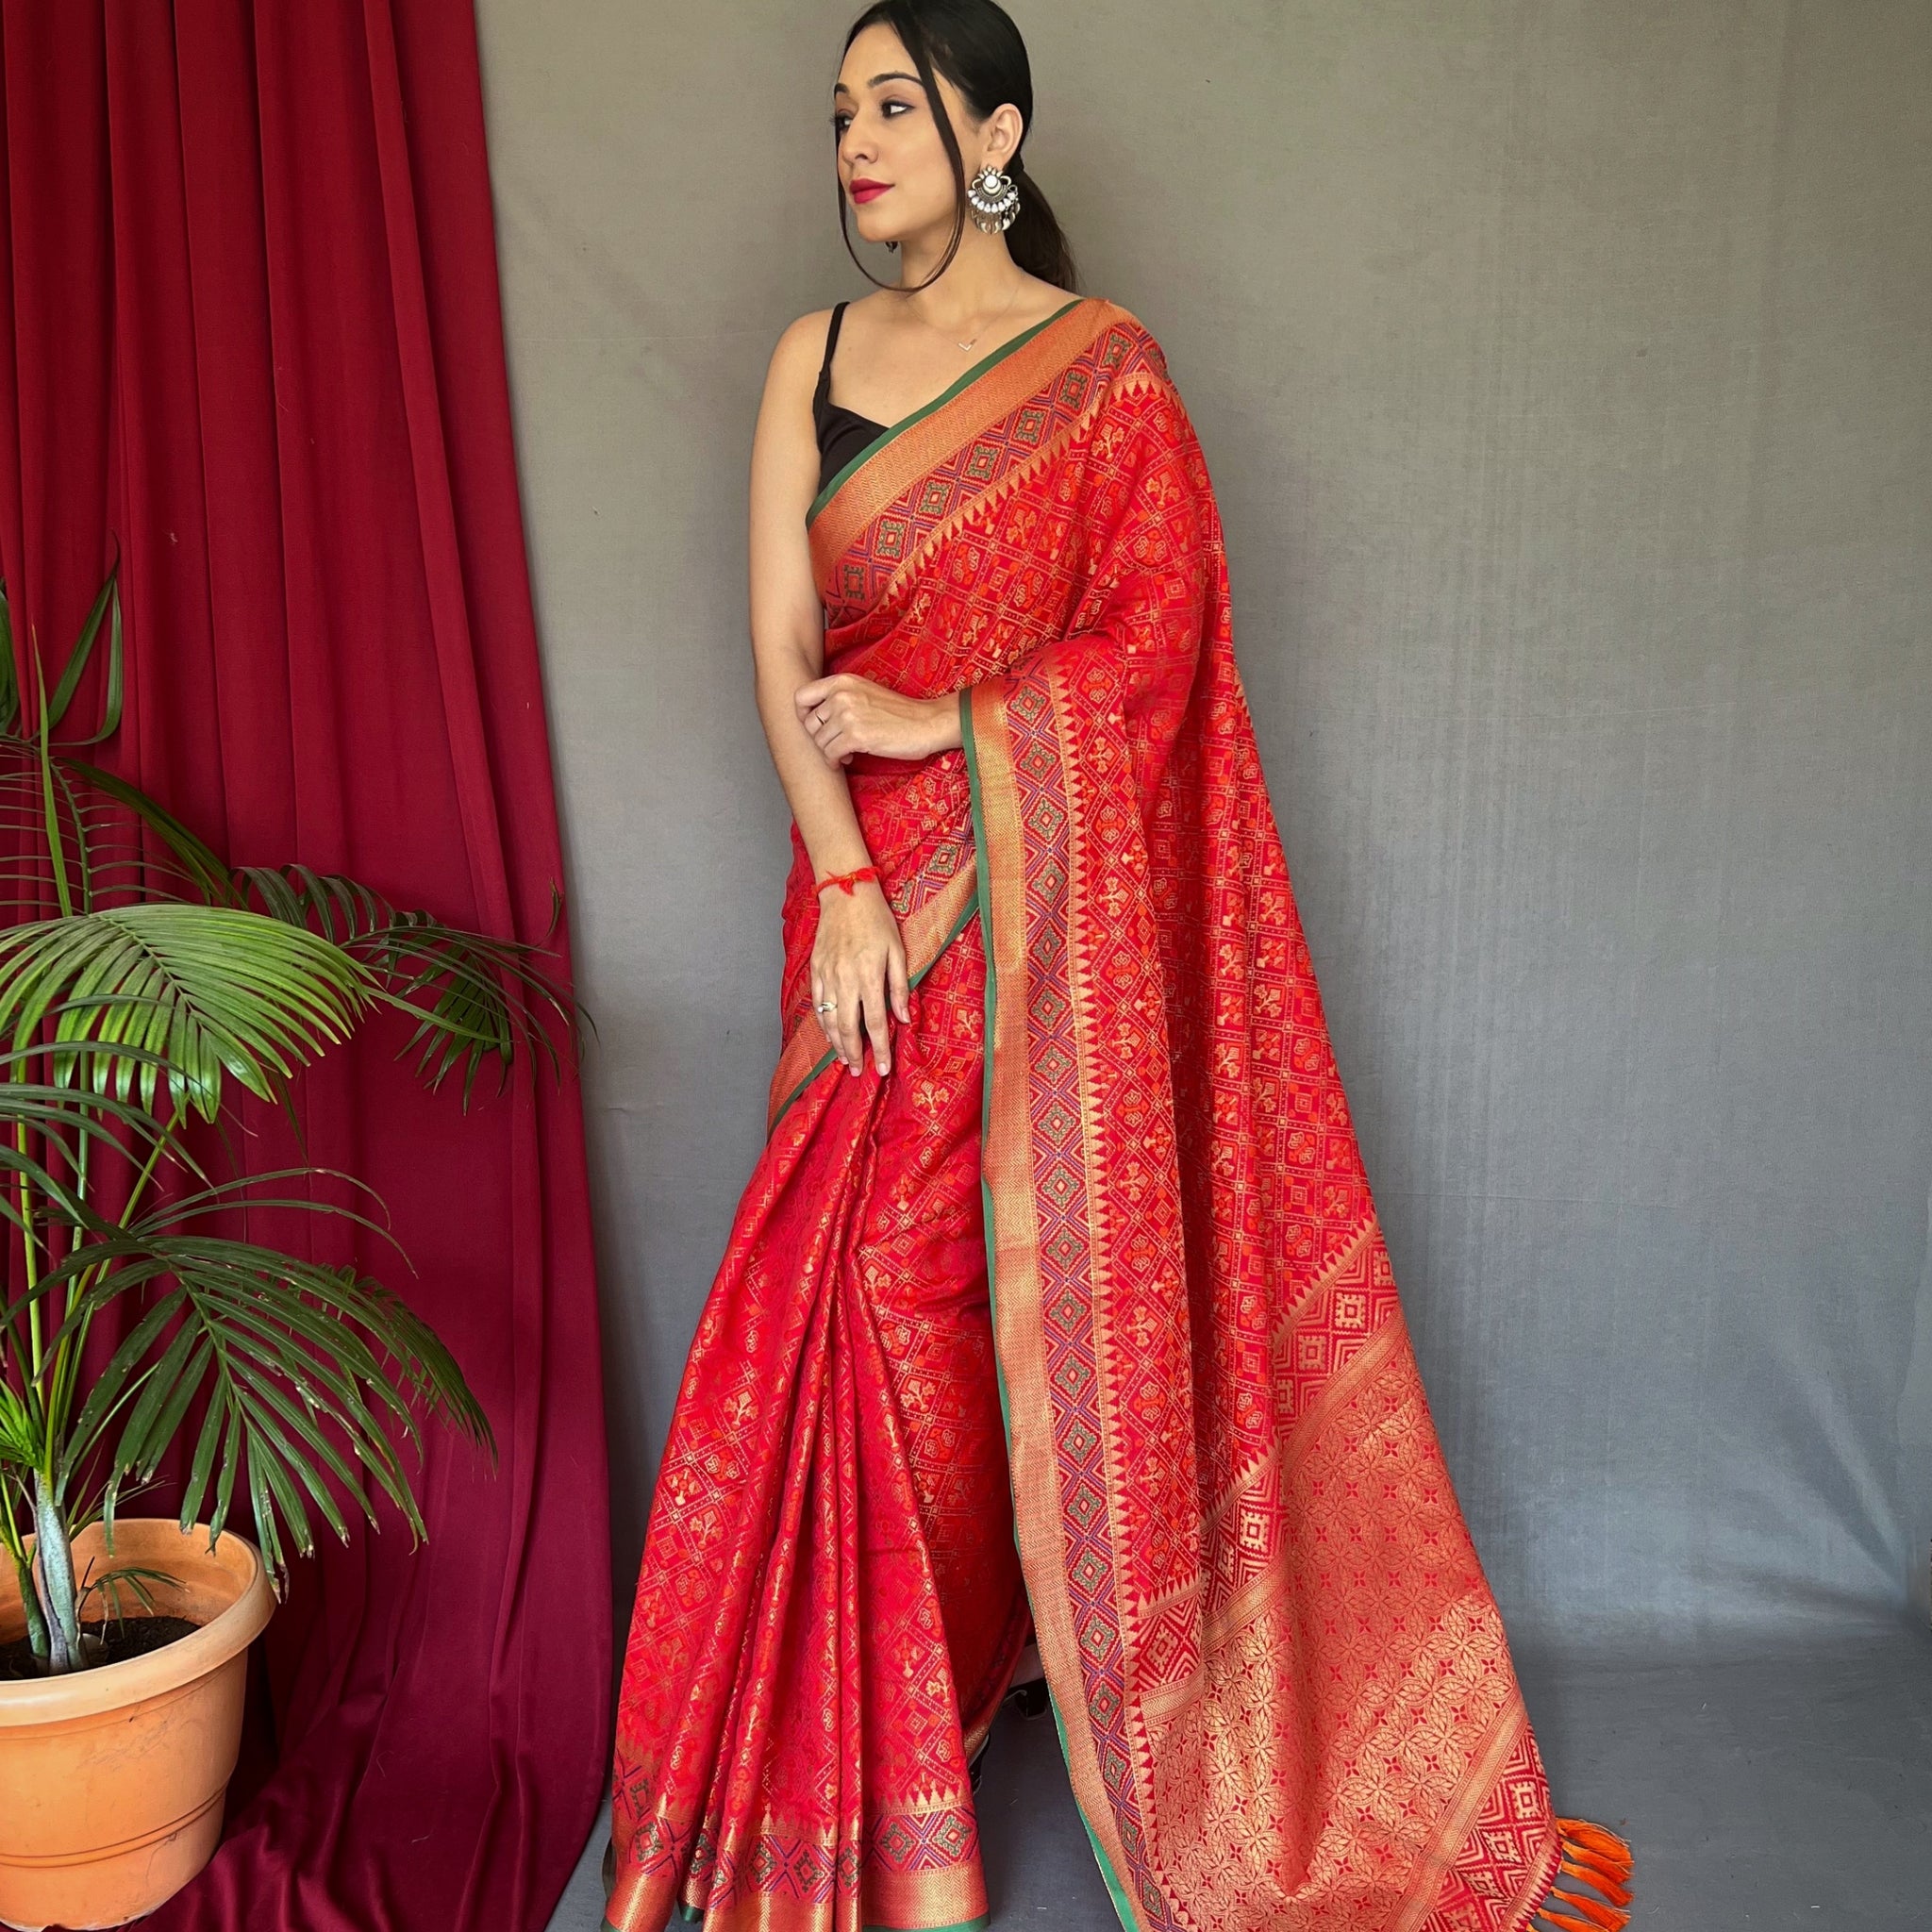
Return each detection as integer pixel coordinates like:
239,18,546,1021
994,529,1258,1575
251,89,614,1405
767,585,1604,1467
794,675,961,767
811,879,910,1076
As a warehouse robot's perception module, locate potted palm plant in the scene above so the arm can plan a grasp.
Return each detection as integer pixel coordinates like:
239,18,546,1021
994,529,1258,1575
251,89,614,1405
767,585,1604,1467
0,567,575,1929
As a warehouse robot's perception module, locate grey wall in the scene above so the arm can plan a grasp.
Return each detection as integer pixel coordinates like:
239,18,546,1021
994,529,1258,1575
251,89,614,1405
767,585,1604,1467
472,0,1932,1650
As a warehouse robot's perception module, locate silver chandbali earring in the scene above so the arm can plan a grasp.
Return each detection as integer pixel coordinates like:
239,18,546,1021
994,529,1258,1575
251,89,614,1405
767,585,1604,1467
966,159,1021,234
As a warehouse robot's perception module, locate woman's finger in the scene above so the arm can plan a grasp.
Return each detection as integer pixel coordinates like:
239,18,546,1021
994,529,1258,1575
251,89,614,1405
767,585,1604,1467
836,975,863,1071
794,673,846,713
811,973,837,1058
859,972,891,1077
813,958,850,1066
888,944,910,1025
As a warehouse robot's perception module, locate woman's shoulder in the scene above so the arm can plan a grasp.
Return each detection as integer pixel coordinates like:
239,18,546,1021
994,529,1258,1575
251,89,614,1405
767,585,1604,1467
770,305,839,372
760,306,846,422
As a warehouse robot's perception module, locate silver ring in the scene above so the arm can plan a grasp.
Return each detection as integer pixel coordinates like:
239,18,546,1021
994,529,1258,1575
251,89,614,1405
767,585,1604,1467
814,1001,837,1014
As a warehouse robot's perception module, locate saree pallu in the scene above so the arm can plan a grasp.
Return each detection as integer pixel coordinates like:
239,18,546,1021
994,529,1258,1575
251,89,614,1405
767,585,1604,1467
607,297,1633,1932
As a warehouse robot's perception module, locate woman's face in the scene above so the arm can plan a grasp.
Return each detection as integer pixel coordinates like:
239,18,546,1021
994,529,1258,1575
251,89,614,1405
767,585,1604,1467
832,24,1007,250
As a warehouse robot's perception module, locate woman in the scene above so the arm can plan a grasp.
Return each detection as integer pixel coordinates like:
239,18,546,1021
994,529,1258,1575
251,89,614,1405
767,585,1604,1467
605,6,1633,1931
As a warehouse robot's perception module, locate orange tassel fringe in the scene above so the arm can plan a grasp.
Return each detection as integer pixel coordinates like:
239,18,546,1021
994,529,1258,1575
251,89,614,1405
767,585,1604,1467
1530,1818,1635,1932
1560,1856,1632,1907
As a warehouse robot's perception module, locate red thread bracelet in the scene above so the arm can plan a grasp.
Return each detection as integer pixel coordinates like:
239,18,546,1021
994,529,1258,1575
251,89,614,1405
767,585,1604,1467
816,864,879,896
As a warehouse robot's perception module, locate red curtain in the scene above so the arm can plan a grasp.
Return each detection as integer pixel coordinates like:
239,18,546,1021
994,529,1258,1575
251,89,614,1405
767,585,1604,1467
0,4,611,1927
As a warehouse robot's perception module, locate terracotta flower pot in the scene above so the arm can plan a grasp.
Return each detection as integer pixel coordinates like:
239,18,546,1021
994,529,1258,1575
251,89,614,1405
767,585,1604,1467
0,1519,274,1931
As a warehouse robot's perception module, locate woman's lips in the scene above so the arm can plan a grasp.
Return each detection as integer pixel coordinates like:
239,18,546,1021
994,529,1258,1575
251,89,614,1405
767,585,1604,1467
849,181,891,203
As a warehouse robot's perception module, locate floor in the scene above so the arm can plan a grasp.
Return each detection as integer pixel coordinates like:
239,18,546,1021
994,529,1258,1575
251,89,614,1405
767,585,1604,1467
548,1621,1932,1930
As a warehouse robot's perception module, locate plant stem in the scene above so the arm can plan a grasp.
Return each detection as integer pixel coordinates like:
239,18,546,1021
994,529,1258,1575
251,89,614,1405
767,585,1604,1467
21,659,66,1398
35,685,75,920
15,1118,42,1384
8,1541,47,1663
43,1108,172,1441
31,1469,79,1673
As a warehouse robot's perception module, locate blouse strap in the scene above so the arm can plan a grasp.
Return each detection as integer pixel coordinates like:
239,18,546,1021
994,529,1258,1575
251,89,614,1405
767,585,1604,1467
815,301,848,404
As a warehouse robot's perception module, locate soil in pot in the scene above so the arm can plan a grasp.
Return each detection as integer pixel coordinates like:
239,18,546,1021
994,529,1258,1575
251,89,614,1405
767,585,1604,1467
0,1616,202,1680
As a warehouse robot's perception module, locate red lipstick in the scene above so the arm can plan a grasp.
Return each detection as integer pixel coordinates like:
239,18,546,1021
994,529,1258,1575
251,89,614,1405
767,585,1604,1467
848,178,891,203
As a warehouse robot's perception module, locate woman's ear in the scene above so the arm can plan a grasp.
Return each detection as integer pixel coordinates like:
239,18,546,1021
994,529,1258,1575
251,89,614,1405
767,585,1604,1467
982,102,1025,173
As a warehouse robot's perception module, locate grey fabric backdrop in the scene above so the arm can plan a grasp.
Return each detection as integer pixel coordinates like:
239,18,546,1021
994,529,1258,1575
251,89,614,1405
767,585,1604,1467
469,0,1932,1653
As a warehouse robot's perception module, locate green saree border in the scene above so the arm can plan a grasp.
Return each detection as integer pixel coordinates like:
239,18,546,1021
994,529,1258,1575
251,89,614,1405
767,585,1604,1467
805,297,1086,529
958,687,1141,1932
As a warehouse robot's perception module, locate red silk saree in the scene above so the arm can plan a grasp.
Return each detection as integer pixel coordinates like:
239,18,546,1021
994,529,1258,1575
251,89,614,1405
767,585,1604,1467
607,297,1633,1932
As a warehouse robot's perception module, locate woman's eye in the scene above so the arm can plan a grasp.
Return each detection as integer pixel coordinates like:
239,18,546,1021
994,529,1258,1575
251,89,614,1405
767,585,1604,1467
830,98,915,136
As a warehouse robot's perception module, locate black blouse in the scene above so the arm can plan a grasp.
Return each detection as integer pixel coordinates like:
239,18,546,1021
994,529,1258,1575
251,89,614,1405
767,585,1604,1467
811,301,889,495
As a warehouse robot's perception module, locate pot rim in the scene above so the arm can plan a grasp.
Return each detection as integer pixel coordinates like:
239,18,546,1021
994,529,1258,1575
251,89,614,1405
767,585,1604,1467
0,1519,274,1726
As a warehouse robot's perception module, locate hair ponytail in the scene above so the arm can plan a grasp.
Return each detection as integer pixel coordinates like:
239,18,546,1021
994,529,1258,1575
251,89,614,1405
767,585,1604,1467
1003,155,1076,291
839,0,1079,294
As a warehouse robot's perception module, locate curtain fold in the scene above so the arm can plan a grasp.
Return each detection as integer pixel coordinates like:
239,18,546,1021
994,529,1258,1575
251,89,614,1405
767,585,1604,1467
0,4,610,1927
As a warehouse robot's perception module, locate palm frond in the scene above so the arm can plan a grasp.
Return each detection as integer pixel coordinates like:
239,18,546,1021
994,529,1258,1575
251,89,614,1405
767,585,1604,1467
58,756,234,905
0,1057,185,1241
236,864,580,1102
124,1165,395,1248
0,581,17,735
0,752,225,914
0,565,517,1635
79,1562,183,1625
0,1385,41,1471
25,1226,491,1593
0,1044,202,1174
41,561,125,744
0,903,374,1119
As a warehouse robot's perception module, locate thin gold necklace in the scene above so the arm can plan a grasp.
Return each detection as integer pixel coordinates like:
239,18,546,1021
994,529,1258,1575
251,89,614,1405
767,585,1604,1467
917,277,1024,353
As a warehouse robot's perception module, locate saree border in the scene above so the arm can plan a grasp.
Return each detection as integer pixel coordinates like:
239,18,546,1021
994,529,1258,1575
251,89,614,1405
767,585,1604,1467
818,360,1175,652
1386,1694,1536,1932
963,661,1541,1932
959,685,1147,1932
659,1919,989,1932
658,1915,988,1932
625,1902,991,1932
764,863,980,1137
808,295,1120,576
806,295,1087,529
609,1795,994,1932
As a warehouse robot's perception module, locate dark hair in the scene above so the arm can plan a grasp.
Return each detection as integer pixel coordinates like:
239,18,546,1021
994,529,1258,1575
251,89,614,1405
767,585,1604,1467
838,0,1078,292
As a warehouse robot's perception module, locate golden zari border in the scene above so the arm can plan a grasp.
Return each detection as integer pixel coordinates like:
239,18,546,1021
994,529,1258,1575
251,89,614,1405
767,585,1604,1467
610,1810,991,1932
865,1859,991,1932
1386,1694,1544,1932
807,297,1125,587
1134,1307,1406,1729
644,1878,991,1932
961,679,1148,1932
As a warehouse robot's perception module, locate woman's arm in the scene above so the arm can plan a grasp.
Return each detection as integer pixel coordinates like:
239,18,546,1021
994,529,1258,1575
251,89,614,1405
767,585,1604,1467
747,315,911,1077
